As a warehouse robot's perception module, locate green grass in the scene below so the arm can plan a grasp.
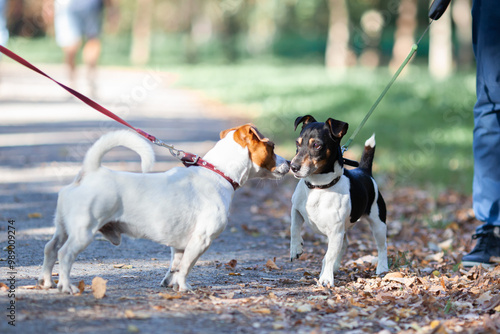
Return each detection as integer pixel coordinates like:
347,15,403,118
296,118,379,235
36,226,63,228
173,63,476,194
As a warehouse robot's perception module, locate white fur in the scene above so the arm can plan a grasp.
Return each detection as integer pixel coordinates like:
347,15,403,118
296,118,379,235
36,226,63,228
290,161,389,287
38,129,289,294
365,133,376,148
83,130,155,173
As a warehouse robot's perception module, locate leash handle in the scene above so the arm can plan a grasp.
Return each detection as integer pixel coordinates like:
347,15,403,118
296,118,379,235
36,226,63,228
429,0,451,20
0,45,158,143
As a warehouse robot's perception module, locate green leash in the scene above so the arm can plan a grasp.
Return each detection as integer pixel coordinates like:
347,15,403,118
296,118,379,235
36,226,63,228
342,20,433,153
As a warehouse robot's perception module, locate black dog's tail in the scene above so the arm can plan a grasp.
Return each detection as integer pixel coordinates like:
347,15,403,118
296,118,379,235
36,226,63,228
359,134,376,176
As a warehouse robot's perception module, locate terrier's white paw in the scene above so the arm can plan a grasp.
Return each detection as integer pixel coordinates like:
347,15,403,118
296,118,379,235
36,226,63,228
37,277,56,289
160,272,174,288
290,239,304,261
317,275,334,288
376,262,389,275
57,281,79,295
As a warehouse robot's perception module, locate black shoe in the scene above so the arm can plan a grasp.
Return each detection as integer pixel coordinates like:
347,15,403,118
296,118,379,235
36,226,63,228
462,227,500,268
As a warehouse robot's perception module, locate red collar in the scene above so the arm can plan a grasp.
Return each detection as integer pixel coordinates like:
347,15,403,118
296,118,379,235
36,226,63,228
181,153,239,191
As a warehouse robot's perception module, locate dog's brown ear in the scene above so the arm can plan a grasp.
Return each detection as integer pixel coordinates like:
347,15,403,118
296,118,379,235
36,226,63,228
294,115,317,131
247,124,269,143
226,124,270,147
326,118,348,140
220,126,238,139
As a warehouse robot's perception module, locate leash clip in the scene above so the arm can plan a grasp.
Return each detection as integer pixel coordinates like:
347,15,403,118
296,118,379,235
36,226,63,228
154,139,185,160
183,154,200,165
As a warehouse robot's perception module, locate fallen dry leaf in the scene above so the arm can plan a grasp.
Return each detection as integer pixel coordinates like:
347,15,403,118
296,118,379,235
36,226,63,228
159,292,183,300
425,252,444,262
124,310,151,320
91,277,107,299
272,322,285,330
383,272,404,280
251,308,271,314
113,264,133,269
296,303,312,313
225,259,237,269
438,238,453,250
349,298,366,308
265,259,280,270
490,256,500,264
76,280,85,295
430,320,441,329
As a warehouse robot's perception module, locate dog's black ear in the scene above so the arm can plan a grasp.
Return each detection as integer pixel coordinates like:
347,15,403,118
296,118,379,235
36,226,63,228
294,115,317,131
326,118,348,140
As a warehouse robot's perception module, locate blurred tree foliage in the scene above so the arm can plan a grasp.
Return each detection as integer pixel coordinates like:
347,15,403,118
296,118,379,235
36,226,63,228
5,0,472,67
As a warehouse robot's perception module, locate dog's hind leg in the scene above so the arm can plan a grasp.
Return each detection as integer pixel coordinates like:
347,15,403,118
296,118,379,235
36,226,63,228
57,222,96,294
367,196,389,274
38,222,68,289
160,247,183,288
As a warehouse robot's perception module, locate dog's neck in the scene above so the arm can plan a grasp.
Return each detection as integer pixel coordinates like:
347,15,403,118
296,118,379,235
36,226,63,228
305,161,343,187
202,135,254,188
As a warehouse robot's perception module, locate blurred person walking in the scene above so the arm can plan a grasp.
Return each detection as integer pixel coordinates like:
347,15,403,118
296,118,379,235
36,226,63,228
0,0,8,89
54,0,110,97
462,0,500,267
0,0,8,51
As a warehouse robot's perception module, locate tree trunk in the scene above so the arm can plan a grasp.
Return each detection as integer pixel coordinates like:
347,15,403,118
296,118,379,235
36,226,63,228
325,0,351,69
429,2,452,79
130,0,153,66
452,0,473,69
390,0,417,71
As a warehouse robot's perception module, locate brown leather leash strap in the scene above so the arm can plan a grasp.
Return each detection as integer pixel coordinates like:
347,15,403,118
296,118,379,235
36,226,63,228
0,45,240,191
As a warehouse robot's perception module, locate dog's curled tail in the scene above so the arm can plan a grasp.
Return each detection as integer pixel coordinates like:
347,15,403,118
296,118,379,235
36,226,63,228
83,130,155,173
359,134,376,176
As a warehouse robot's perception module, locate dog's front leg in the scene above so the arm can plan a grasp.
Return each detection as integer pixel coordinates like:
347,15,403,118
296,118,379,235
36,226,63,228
333,233,348,273
318,230,345,287
290,208,305,261
171,234,212,291
161,247,183,288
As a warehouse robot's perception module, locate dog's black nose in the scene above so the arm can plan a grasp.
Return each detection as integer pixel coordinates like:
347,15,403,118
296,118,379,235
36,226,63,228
291,164,301,173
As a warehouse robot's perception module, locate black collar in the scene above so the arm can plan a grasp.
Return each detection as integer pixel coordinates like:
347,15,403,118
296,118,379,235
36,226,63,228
305,176,341,189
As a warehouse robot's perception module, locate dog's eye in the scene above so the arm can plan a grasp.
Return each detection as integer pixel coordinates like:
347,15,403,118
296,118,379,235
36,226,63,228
313,143,322,150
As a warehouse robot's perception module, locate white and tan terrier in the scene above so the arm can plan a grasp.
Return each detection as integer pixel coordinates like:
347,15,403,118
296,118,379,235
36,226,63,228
38,125,290,293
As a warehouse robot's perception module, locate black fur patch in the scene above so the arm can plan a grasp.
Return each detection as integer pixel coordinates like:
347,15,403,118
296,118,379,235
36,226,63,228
344,169,376,223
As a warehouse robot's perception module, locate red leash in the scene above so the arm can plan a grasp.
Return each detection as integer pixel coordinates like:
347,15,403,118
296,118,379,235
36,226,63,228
0,45,157,143
0,45,239,190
